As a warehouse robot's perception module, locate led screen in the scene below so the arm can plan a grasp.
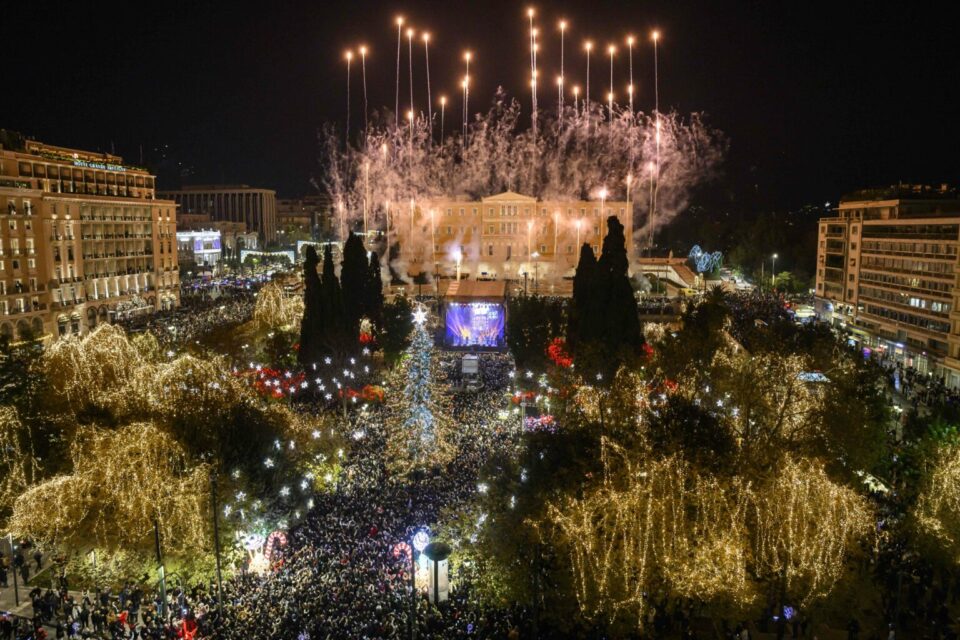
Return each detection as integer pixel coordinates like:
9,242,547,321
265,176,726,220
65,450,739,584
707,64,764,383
444,302,505,348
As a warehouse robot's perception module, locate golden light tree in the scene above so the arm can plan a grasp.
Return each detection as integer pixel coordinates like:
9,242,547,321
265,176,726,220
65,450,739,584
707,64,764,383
10,422,210,557
750,455,872,606
657,472,755,609
711,351,824,455
0,405,40,520
915,444,960,562
253,281,304,330
43,324,148,416
133,353,252,422
548,441,754,630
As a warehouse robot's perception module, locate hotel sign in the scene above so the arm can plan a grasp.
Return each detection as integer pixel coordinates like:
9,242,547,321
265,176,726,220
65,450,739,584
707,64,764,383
72,159,126,172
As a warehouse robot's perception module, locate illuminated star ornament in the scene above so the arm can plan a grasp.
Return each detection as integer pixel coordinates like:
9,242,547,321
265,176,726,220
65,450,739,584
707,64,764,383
412,304,428,326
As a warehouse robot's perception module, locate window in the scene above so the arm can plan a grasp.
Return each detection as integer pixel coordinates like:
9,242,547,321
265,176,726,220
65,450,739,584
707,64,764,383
27,259,35,269
488,244,494,256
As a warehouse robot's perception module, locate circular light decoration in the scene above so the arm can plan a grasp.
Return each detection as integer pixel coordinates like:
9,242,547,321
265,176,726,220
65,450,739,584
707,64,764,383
393,541,412,560
412,530,430,553
265,530,288,561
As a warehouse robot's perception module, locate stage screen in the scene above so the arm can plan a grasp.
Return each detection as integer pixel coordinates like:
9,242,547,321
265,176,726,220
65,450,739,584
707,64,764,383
444,302,505,348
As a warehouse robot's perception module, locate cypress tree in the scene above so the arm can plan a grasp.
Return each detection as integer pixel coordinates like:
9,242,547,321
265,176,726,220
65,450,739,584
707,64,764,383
568,243,598,349
366,251,385,331
340,233,367,342
321,244,349,355
596,215,642,349
298,245,324,367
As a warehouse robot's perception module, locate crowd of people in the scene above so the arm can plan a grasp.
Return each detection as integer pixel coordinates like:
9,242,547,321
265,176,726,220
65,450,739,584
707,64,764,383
10,282,960,639
207,350,532,639
117,290,256,350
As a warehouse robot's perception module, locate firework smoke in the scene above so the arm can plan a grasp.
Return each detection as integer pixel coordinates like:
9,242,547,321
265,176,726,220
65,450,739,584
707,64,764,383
319,89,726,273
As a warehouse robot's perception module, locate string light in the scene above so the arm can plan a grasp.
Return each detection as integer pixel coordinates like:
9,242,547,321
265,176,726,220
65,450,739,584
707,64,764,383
9,423,210,556
253,281,304,329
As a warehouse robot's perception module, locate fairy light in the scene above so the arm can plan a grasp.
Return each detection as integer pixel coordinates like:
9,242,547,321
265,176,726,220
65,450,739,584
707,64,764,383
9,423,209,556
547,439,871,629
0,406,39,515
253,281,304,329
917,445,960,560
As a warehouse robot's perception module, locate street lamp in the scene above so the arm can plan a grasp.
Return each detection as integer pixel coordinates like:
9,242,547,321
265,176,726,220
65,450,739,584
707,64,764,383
598,187,608,240
532,251,540,294
411,529,430,640
771,253,778,290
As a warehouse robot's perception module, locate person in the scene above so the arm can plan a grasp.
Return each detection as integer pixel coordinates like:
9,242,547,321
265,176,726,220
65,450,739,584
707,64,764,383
847,617,860,640
32,549,42,572
0,551,8,587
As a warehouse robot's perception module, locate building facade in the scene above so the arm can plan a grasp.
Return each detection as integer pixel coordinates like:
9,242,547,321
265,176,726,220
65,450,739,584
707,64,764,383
814,185,960,385
176,229,222,267
159,185,277,244
0,138,179,341
389,191,632,281
277,195,333,239
176,213,258,258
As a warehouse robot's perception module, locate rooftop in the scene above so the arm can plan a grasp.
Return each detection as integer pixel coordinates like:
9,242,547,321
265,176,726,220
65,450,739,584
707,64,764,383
841,183,958,203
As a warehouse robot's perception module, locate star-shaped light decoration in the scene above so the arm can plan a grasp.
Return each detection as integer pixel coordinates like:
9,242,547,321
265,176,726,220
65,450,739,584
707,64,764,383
412,304,428,326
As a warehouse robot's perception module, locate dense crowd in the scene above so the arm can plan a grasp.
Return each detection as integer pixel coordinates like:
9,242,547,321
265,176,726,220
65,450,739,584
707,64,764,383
11,286,960,639
724,291,795,348
207,350,529,639
117,290,256,350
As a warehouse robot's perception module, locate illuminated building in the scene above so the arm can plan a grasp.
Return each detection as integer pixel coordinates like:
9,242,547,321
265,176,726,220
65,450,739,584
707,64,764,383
389,191,631,282
176,213,258,258
159,184,278,244
176,229,223,267
0,135,179,341
815,184,960,384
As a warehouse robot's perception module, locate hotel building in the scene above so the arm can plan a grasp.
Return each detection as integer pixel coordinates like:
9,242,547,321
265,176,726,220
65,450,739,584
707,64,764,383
814,184,960,385
0,136,179,341
389,191,632,282
160,185,277,244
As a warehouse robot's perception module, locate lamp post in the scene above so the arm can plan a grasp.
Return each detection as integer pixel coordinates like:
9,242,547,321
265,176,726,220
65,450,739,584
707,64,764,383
771,253,778,290
599,187,608,240
7,532,19,606
153,516,168,620
526,219,534,267
411,530,430,640
532,251,540,294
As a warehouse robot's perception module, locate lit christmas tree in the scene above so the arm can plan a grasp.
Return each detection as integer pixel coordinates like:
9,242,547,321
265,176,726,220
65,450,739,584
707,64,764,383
404,310,436,461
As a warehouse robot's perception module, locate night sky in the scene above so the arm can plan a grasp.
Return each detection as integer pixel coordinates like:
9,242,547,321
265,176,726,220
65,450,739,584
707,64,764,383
2,0,956,209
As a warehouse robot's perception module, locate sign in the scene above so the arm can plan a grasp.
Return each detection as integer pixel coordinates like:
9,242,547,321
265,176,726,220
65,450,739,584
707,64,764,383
72,159,127,172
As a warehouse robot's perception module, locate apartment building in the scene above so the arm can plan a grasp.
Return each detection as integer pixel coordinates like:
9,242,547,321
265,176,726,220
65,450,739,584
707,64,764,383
0,136,179,341
814,184,960,385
